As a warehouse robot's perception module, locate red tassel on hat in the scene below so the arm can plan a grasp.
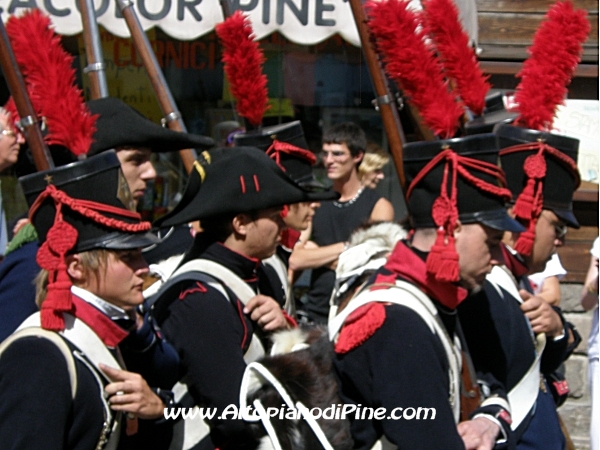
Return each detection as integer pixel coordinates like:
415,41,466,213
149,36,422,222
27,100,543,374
407,149,513,283
426,227,447,276
36,215,79,331
437,235,460,282
512,153,547,219
514,222,537,256
29,184,151,331
427,195,460,282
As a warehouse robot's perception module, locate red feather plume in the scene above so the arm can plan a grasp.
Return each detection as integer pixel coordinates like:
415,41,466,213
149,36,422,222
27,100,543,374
422,0,490,115
215,11,270,127
365,0,463,139
4,10,96,156
514,1,590,131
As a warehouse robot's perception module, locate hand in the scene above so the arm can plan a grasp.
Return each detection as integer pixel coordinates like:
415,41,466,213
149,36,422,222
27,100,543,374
244,295,289,331
100,364,164,420
457,416,500,450
519,290,563,337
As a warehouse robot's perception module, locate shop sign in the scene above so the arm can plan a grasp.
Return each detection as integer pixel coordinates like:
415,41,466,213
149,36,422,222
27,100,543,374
0,0,361,45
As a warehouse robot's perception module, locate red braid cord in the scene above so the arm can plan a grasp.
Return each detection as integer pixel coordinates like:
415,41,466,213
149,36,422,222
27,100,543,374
265,140,317,171
29,185,151,233
36,201,78,331
29,185,151,331
406,149,512,282
499,141,580,255
427,153,460,281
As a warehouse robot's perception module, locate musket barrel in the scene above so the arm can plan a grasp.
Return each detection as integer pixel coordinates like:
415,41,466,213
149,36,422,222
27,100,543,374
0,19,53,171
78,0,109,99
347,0,407,191
117,0,197,173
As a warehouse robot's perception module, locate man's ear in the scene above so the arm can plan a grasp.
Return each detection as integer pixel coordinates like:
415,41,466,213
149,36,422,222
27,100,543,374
453,220,463,236
232,213,250,237
66,255,85,282
354,151,364,166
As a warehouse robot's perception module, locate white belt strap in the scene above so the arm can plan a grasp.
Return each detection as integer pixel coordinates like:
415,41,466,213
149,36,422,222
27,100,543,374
166,259,266,450
239,362,335,450
18,312,124,371
263,254,294,316
170,258,265,363
14,312,123,450
507,333,546,430
487,265,547,429
488,265,523,303
329,281,462,422
0,326,78,399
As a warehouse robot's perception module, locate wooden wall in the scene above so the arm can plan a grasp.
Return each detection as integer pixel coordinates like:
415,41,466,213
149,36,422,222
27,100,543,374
475,0,599,283
476,0,599,63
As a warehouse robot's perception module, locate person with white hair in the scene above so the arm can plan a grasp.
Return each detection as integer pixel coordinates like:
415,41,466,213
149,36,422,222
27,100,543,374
0,107,25,258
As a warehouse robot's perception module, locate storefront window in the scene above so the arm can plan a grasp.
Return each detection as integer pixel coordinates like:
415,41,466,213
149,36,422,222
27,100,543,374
63,28,406,220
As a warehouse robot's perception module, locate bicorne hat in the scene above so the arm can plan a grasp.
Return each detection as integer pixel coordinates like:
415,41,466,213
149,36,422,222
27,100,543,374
154,146,309,227
86,97,214,155
234,121,338,202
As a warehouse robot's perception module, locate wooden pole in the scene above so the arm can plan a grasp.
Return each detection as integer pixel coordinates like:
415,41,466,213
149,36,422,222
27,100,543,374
116,0,197,174
78,0,109,99
0,19,53,171
347,0,407,190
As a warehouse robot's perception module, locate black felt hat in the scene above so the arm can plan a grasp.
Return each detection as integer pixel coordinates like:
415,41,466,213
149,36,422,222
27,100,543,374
233,121,338,202
154,146,309,227
496,123,581,240
86,97,214,155
19,151,157,332
404,133,523,282
464,91,518,135
404,133,524,232
20,151,158,253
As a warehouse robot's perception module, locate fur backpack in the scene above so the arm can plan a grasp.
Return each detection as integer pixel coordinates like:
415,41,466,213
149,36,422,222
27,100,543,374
239,326,353,450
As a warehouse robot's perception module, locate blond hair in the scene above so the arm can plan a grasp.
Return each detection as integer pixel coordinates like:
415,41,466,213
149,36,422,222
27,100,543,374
358,143,390,180
35,249,111,307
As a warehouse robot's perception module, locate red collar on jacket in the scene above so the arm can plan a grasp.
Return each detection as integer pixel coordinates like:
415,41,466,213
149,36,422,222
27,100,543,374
280,228,301,250
71,295,129,347
500,243,529,278
380,240,468,310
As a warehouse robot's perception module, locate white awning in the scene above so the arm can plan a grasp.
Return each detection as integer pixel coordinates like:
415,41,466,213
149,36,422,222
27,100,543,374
1,0,361,46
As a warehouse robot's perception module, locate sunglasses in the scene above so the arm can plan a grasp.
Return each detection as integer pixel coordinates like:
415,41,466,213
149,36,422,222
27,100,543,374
540,213,568,239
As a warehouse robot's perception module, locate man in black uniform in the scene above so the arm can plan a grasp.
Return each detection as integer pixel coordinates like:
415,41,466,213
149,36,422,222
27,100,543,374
458,124,581,450
0,97,214,342
234,120,339,314
151,146,309,450
0,152,168,449
330,133,524,449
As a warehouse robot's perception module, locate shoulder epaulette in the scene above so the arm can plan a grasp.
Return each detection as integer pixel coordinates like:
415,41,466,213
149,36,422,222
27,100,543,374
335,302,386,354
